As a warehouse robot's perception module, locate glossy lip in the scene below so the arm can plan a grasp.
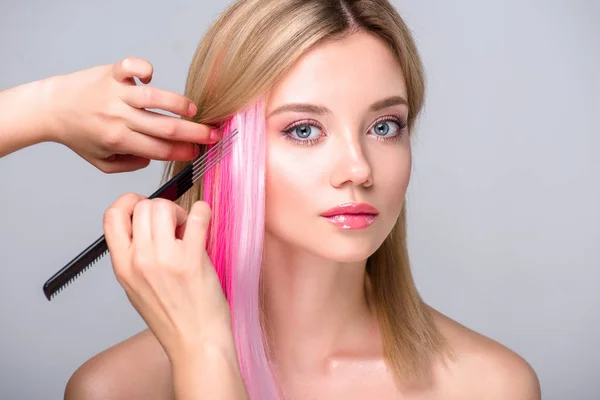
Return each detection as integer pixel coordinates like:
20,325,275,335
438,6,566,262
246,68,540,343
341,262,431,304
320,202,379,217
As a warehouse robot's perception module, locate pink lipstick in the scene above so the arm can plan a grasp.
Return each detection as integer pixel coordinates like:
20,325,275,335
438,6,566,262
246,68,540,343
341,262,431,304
320,202,379,230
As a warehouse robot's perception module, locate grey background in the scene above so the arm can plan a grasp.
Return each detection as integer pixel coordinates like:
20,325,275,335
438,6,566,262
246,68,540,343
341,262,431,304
1,0,598,399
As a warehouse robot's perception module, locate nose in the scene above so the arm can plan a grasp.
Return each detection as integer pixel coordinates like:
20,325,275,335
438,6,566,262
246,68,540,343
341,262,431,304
329,135,374,188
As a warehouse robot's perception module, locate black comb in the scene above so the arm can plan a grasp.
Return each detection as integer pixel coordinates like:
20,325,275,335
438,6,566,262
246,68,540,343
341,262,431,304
43,129,239,301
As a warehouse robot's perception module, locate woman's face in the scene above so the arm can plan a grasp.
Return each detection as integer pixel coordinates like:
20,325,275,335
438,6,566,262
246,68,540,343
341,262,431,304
264,31,411,262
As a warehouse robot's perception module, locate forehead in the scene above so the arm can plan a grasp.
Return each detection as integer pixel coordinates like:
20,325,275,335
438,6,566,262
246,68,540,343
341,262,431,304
266,31,407,113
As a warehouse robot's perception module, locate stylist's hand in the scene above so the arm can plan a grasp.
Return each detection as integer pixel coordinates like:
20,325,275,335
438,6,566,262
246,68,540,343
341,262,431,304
49,56,217,173
103,193,234,361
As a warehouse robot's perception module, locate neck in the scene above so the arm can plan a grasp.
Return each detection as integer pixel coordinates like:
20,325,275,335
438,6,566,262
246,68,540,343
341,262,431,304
261,232,378,378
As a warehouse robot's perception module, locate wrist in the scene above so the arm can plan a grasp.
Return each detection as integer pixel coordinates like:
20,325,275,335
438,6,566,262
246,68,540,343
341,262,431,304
35,75,65,144
8,76,64,145
171,330,238,367
0,76,65,157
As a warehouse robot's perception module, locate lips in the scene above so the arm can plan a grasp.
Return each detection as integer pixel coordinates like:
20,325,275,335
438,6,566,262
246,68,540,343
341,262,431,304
320,202,379,217
320,202,379,230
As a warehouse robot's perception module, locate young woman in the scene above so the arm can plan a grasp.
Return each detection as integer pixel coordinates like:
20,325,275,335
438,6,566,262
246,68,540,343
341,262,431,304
46,0,540,398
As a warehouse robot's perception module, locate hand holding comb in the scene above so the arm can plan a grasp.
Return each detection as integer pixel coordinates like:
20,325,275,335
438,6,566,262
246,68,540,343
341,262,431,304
42,129,238,301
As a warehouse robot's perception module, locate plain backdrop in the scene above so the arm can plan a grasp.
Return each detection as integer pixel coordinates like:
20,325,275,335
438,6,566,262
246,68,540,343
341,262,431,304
1,0,598,398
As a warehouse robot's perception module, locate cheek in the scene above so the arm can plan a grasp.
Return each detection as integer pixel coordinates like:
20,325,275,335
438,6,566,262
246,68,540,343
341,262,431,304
264,147,320,231
375,146,412,213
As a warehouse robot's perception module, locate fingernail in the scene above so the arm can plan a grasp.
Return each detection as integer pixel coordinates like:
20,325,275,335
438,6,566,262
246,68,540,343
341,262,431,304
188,103,197,117
210,131,221,142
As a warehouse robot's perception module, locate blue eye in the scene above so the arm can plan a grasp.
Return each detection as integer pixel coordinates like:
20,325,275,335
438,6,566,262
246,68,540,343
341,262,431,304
369,118,405,138
287,124,322,140
282,121,324,146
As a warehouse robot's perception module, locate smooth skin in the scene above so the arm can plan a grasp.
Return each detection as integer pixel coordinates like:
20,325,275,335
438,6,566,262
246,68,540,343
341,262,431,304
0,56,218,171
64,32,541,399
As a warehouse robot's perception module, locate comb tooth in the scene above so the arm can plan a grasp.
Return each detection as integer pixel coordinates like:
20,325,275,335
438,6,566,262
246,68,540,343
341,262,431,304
67,249,107,283
50,255,102,299
193,132,237,167
192,146,234,183
190,129,238,172
193,139,236,176
45,247,108,300
52,255,99,298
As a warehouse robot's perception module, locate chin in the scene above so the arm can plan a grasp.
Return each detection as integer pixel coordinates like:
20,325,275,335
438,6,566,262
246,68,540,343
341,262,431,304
313,237,384,263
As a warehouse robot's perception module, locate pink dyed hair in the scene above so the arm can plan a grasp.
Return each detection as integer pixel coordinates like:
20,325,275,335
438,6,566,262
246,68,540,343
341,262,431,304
202,98,280,399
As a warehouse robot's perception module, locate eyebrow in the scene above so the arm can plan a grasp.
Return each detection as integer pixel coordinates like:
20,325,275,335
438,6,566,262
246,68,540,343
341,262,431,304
266,95,408,118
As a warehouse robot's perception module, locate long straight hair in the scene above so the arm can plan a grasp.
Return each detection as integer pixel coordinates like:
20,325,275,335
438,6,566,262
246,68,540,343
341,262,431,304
200,100,273,396
163,0,451,397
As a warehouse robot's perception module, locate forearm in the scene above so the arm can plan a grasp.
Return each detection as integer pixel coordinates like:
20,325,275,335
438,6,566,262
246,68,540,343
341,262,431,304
171,340,250,400
0,78,58,157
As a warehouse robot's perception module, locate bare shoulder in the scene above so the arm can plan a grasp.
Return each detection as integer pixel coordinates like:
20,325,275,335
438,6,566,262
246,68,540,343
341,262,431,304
64,329,173,400
430,307,541,400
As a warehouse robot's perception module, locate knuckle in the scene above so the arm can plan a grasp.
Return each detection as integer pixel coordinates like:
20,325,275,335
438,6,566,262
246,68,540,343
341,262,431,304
103,207,119,225
104,100,123,120
131,250,152,274
141,59,154,75
160,144,178,160
135,198,152,212
124,192,141,201
102,129,125,149
142,86,157,104
120,56,136,71
152,198,173,213
152,146,170,161
121,192,143,206
191,201,212,223
162,120,177,138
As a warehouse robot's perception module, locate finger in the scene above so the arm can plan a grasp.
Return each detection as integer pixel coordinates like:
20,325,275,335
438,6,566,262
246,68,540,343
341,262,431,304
124,107,216,144
112,56,154,84
150,199,188,244
94,154,151,174
132,199,154,247
183,201,212,259
118,130,199,161
103,193,146,262
121,85,198,118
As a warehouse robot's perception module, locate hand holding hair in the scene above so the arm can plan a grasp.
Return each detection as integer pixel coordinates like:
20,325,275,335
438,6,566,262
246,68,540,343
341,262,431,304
103,193,249,399
0,56,218,173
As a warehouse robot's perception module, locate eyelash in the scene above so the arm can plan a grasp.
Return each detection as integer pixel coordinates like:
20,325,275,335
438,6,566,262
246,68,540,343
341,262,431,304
281,115,408,146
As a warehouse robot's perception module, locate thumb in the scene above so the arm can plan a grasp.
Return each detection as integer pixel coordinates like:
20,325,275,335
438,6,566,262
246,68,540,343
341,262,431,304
183,201,212,259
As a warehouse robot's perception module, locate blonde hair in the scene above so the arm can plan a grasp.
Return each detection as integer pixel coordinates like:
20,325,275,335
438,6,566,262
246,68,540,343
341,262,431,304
164,0,450,395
